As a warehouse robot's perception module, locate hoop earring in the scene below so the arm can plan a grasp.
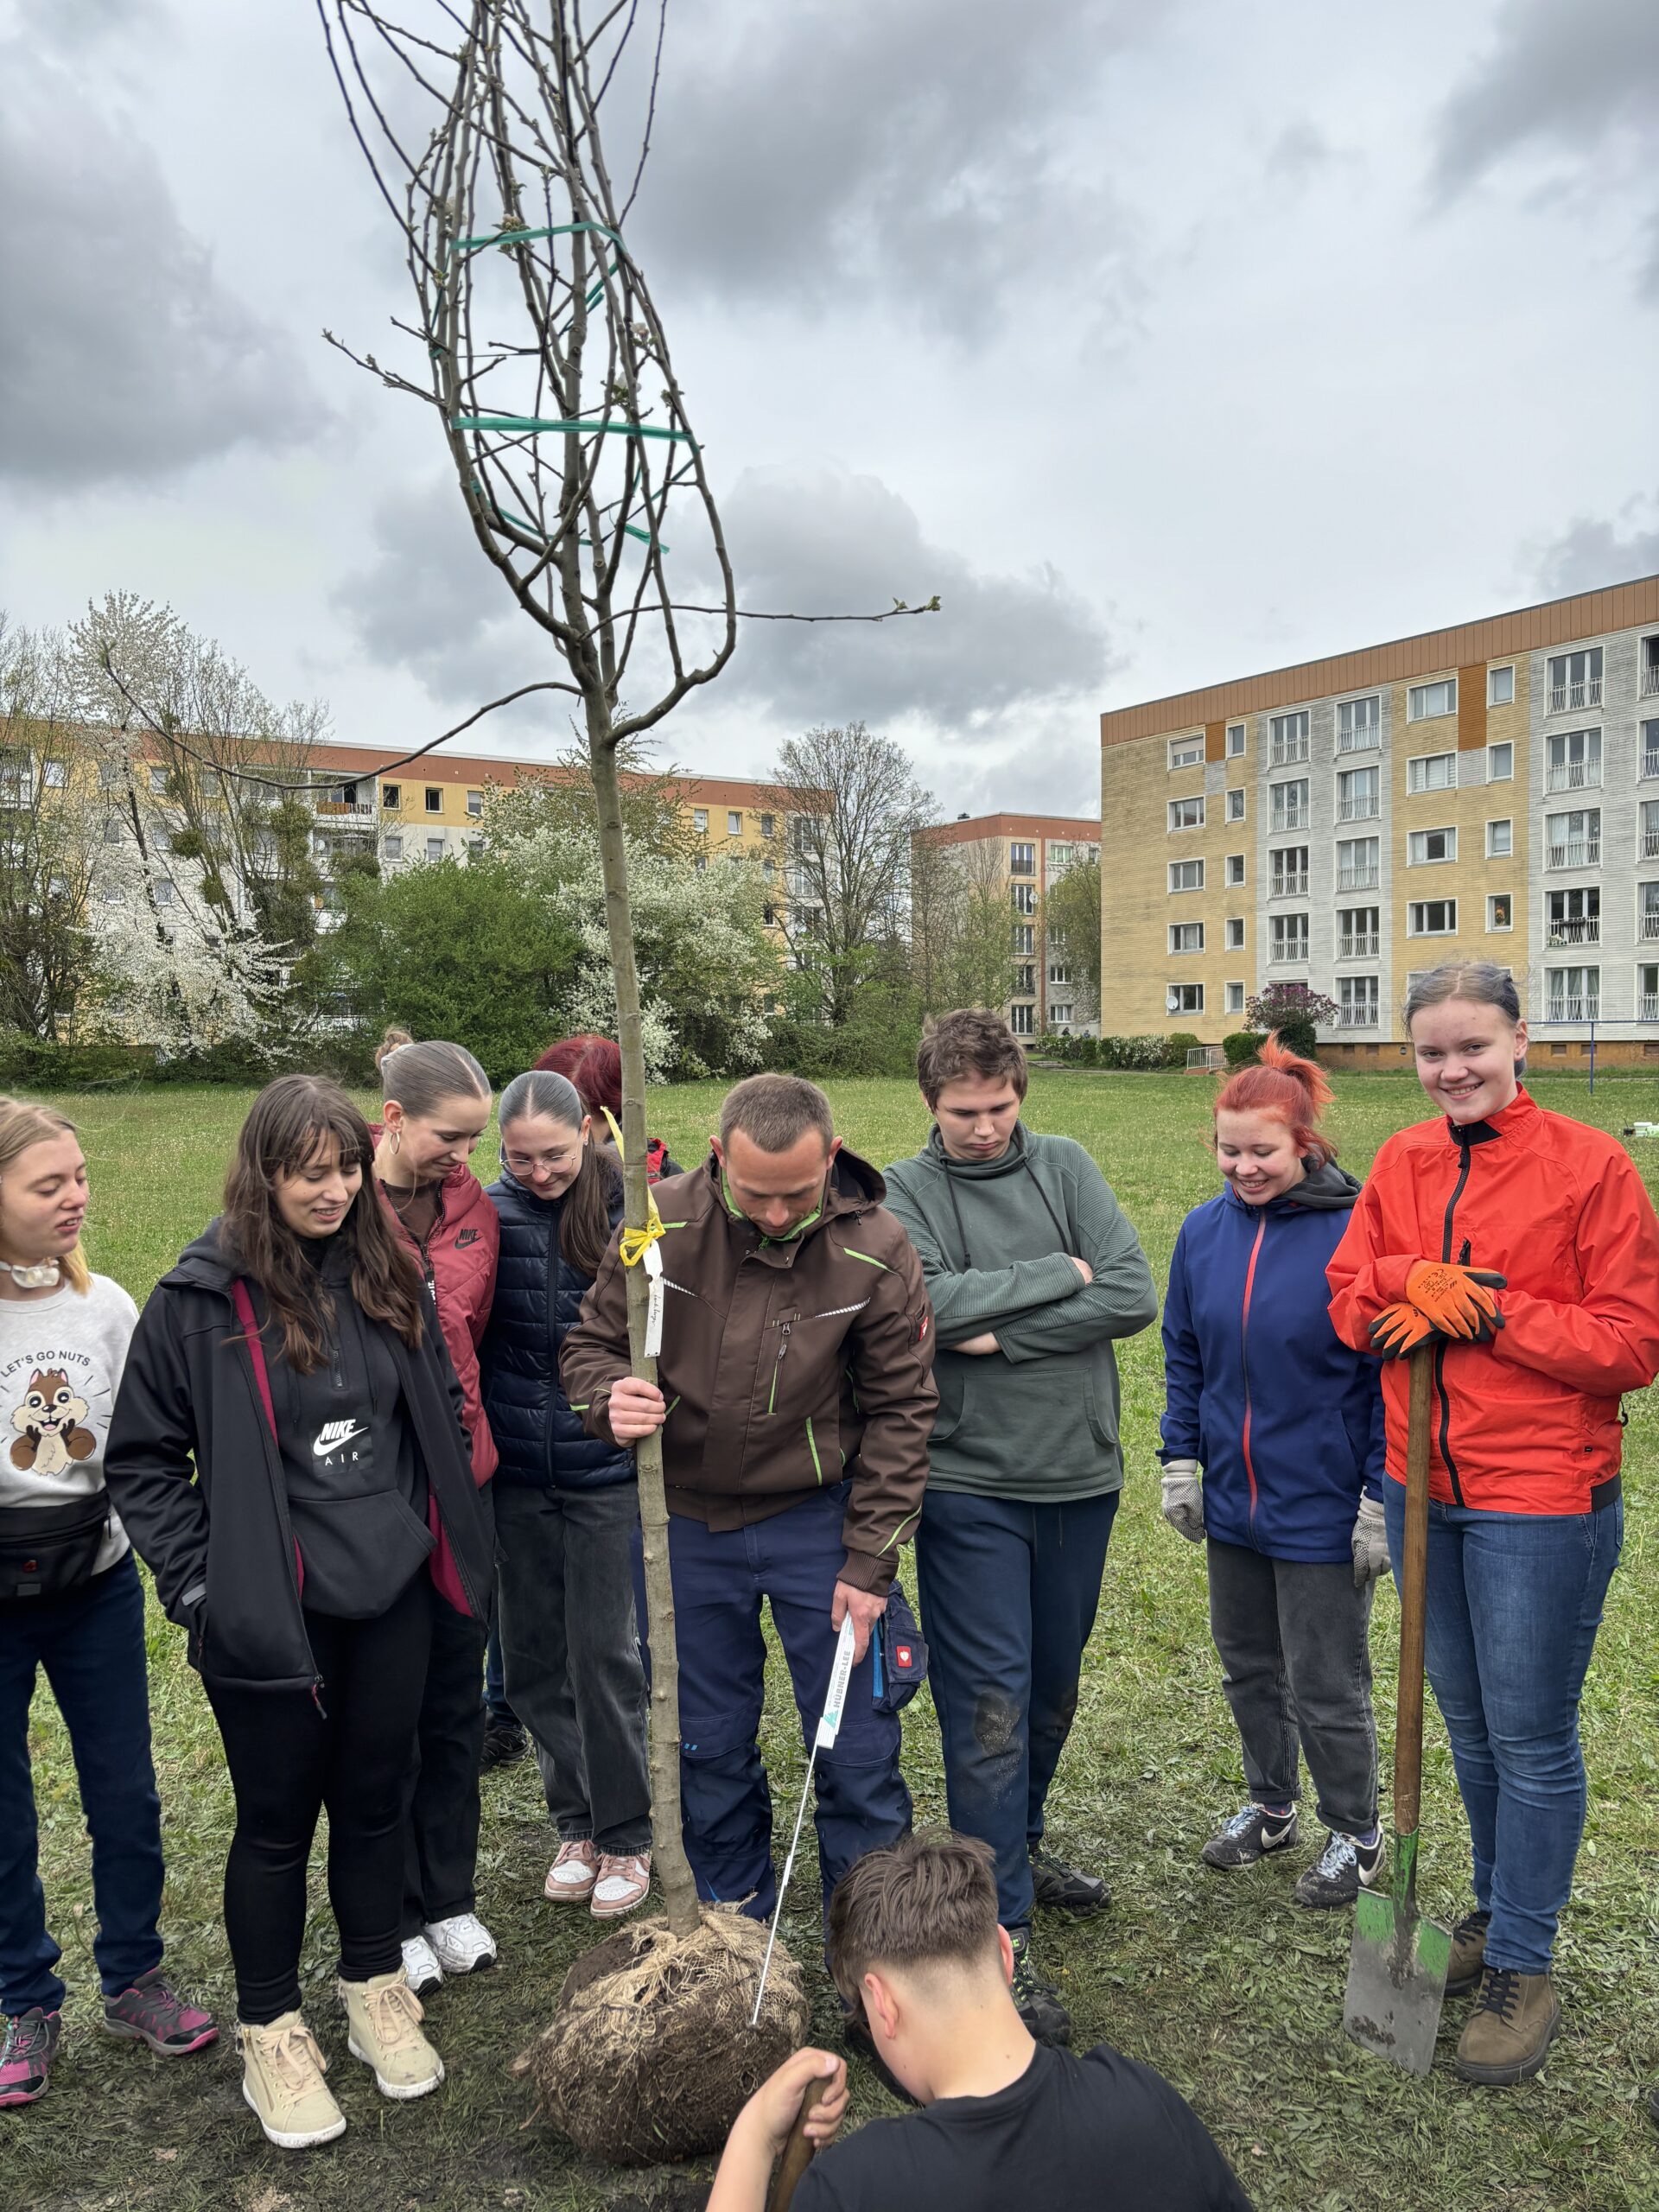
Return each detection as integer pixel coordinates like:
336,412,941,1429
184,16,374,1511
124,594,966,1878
391,1128,403,1156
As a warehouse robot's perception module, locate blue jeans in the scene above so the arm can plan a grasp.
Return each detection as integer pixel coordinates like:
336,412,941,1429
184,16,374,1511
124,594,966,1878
1382,1482,1622,1976
632,1483,910,1923
914,1487,1119,1931
0,1553,167,2014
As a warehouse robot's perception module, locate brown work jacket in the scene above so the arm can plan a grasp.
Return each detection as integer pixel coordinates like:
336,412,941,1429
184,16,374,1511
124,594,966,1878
560,1147,937,1594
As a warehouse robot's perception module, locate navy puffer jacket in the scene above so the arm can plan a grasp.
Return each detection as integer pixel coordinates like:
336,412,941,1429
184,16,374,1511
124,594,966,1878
480,1170,635,1491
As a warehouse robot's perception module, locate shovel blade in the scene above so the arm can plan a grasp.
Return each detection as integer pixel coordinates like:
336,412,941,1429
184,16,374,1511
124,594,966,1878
1344,1881,1451,2075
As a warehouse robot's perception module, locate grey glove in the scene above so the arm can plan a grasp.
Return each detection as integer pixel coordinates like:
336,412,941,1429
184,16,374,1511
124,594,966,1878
1351,1493,1390,1590
1160,1459,1205,1543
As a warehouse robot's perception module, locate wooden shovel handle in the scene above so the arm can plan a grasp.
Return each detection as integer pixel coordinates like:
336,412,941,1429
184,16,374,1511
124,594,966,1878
766,2078,830,2212
1393,1344,1435,1839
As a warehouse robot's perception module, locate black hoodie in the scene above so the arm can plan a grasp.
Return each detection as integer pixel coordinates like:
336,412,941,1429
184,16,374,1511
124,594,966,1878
105,1221,493,1694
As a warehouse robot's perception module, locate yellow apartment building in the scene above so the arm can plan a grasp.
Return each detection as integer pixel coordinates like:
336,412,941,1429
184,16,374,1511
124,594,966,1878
1098,576,1659,1065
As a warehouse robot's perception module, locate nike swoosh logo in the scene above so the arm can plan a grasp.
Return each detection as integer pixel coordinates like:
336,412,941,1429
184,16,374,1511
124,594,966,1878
313,1422,370,1457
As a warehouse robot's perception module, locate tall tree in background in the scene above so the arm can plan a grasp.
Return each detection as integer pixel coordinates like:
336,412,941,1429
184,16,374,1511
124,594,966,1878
0,619,99,1039
1042,853,1102,1017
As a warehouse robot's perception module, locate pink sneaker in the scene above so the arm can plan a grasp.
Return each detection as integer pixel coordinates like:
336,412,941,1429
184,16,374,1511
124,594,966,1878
544,1838,598,1904
103,1970,218,2056
0,2008,61,2107
591,1852,652,1919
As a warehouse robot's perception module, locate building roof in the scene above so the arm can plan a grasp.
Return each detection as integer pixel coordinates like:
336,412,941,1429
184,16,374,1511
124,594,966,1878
299,742,793,806
916,811,1099,846
1098,574,1659,747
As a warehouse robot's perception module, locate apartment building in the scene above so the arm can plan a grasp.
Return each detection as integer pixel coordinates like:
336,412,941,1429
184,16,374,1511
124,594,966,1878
1098,576,1659,1064
917,813,1102,1036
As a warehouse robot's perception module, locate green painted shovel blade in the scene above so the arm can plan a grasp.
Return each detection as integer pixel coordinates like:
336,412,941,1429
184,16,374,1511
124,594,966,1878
1344,1834,1450,2075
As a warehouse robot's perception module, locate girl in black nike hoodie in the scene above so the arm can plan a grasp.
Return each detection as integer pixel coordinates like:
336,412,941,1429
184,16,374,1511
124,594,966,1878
105,1077,492,2152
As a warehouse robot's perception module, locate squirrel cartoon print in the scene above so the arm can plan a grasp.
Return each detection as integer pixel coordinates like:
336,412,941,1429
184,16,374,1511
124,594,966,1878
10,1368,97,1474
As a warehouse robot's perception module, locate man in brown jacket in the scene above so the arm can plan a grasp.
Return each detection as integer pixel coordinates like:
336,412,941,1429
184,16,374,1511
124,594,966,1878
561,1072,936,1923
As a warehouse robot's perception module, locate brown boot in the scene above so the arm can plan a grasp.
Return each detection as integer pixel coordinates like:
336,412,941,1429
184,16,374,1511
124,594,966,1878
1445,1909,1491,1997
1455,1967,1560,2084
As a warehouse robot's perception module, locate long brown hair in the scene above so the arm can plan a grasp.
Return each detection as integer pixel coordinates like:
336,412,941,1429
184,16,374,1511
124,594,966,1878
499,1069,620,1281
0,1097,92,1294
221,1076,426,1372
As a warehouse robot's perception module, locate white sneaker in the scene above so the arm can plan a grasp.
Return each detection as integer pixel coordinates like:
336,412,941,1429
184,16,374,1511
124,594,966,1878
401,1935,443,1998
423,1913,498,1975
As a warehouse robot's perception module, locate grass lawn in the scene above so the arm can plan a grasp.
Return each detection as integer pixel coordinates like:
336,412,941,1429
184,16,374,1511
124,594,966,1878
11,1070,1659,2211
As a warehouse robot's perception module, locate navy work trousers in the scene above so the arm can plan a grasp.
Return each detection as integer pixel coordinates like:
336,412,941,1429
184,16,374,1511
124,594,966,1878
633,1482,910,1924
915,1486,1119,1932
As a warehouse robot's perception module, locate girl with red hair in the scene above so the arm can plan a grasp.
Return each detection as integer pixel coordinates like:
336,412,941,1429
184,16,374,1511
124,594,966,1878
534,1036,679,1185
1159,1034,1387,1907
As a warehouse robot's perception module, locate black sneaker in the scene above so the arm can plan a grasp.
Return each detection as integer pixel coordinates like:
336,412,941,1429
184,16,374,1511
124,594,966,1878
1293,1829,1384,1909
841,2005,918,2106
1029,1847,1110,1916
480,1719,527,1770
1202,1803,1299,1871
1008,1929,1071,2047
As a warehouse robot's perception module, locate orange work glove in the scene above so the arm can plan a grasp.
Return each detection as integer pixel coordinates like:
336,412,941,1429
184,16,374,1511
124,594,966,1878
1370,1302,1440,1360
1405,1260,1506,1342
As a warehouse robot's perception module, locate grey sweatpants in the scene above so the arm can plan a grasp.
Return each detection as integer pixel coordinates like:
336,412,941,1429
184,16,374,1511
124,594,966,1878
1205,1537,1378,1838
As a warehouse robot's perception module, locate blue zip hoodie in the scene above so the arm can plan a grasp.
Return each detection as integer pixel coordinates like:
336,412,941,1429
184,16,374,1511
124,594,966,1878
1159,1159,1384,1563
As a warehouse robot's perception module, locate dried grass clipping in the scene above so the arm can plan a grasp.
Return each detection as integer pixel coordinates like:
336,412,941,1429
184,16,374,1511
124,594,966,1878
515,1904,810,2165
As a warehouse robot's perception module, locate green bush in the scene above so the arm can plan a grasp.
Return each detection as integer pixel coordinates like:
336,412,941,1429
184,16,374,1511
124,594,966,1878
1098,1033,1172,1071
1073,1036,1100,1067
1224,1031,1265,1068
0,1034,156,1090
1165,1031,1202,1069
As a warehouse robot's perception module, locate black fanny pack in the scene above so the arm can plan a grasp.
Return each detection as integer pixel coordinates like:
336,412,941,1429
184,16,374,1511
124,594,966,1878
0,1495,112,1602
872,1583,928,1713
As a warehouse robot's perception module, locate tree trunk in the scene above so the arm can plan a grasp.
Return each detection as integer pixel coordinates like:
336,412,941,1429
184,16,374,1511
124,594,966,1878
588,725,701,1939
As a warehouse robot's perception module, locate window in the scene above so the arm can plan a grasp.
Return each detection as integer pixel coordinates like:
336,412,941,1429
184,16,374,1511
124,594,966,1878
694,855,709,874
1269,912,1309,963
1269,711,1310,766
1547,965,1599,1021
1012,882,1037,915
1049,959,1071,985
763,902,779,926
760,812,775,837
102,816,122,844
1640,883,1659,943
41,760,66,790
1488,893,1512,931
1546,727,1600,792
1014,964,1035,994
149,766,169,795
1338,906,1380,958
1048,842,1072,869
1408,752,1456,794
1489,665,1515,707
467,789,483,817
1168,797,1205,832
424,786,442,813
1643,635,1659,699
1225,722,1246,757
1338,696,1382,751
1014,923,1035,955
1487,741,1514,782
1270,846,1309,896
1169,922,1205,954
1225,917,1245,950
1168,860,1205,893
1408,827,1456,865
728,810,743,837
1008,1002,1034,1036
383,834,403,861
1225,981,1246,1014
1487,819,1513,858
1643,721,1659,779
693,808,708,833
1408,899,1458,937
1548,647,1603,715
1408,678,1457,721
1548,887,1599,946
1269,779,1309,832
1337,766,1380,821
1225,853,1246,886
763,858,776,880
1546,808,1600,868
1226,788,1246,822
1338,976,1379,1028
1051,1004,1074,1027
1338,836,1380,891
1643,964,1659,1020
383,782,402,809
153,877,175,906
1169,735,1205,771
1166,982,1205,1014
1009,841,1035,874
1644,800,1659,861
99,760,124,791
150,827,172,854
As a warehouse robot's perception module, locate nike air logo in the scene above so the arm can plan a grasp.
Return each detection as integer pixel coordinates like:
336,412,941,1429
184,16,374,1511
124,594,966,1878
313,1421,369,1457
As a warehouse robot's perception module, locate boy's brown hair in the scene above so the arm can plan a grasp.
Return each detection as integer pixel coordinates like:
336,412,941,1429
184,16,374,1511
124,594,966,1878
719,1071,836,1154
827,1829,1001,2005
915,1009,1029,1108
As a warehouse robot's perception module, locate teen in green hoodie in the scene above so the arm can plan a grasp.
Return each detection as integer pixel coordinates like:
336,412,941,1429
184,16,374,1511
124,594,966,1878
883,1012,1155,2046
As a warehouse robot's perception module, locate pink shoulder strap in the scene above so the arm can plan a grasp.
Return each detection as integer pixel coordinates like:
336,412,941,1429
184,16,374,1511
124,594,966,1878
231,1278,279,1443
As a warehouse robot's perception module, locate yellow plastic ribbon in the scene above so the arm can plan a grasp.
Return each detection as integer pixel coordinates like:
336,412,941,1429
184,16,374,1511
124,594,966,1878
603,1107,664,1265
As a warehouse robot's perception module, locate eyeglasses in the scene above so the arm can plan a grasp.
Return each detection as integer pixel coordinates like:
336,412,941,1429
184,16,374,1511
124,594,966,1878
505,1147,582,1179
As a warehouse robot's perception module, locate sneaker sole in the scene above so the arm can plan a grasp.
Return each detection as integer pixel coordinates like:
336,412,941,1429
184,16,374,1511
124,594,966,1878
430,1952,496,1975
545,1881,597,1904
0,2080,50,2107
102,2018,219,2056
243,2078,346,2149
590,1892,649,1919
1453,2007,1561,2087
404,1970,442,1999
346,2038,445,2101
1030,1879,1111,1917
1202,1823,1299,1871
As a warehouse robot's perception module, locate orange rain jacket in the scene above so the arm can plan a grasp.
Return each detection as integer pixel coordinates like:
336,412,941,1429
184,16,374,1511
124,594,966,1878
1326,1087,1659,1515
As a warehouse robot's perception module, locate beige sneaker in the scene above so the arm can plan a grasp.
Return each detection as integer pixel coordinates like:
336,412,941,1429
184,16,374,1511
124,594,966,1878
338,1971,444,2101
591,1850,652,1919
544,1837,598,1904
238,2013,346,2150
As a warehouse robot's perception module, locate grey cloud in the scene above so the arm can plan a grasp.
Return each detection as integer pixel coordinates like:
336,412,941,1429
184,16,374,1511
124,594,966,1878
0,44,320,487
1265,122,1344,189
1532,497,1659,599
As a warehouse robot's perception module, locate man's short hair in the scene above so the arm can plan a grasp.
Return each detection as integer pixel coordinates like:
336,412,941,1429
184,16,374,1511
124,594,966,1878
915,1008,1030,1108
719,1071,836,1154
827,1830,1001,2005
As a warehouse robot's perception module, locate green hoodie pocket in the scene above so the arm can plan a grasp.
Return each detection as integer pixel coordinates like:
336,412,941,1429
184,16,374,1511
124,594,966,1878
1083,1379,1119,1453
931,1357,968,1445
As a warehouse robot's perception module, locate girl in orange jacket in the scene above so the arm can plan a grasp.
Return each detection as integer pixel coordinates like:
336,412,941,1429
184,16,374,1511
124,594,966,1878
1327,961,1659,2086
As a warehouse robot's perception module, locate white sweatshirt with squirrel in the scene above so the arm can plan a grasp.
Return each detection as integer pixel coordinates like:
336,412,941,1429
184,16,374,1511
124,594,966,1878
0,1274,138,1577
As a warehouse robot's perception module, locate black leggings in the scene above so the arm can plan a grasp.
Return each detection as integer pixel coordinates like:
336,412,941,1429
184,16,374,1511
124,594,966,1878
206,1574,432,2024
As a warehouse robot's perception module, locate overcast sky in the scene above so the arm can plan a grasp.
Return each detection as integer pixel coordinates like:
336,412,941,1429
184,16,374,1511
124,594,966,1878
2,0,1656,816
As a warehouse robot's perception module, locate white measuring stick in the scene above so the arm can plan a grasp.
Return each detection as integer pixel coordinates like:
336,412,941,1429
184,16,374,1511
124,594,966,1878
751,1614,859,2025
642,1239,664,1358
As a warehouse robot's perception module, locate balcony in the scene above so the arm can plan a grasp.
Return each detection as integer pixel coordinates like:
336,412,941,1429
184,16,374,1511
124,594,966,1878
1269,871,1308,897
1642,913,1659,942
1270,807,1310,833
1547,918,1600,946
1338,796,1380,822
1547,997,1599,1022
1338,866,1380,892
1337,1005,1379,1029
1339,933,1381,958
1269,941,1310,965
1644,995,1659,1021
1338,727,1380,753
1548,678,1602,714
1271,737,1310,766
1545,761,1600,793
313,798,377,820
1642,662,1659,699
1547,842,1600,868
1646,830,1659,859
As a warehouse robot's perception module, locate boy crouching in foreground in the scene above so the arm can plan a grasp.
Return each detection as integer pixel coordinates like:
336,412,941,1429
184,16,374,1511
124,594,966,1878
709,1832,1255,2212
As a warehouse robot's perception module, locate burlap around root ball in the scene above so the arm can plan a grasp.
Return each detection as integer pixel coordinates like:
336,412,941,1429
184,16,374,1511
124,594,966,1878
516,1904,810,2165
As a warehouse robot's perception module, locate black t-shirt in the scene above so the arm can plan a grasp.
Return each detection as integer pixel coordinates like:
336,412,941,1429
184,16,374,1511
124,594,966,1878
793,2043,1254,2212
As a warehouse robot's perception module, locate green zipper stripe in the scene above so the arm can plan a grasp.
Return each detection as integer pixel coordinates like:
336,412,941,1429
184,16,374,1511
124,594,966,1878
805,1417,823,1484
766,1363,779,1415
664,1395,680,1417
569,1402,588,1412
877,1510,920,1554
842,1248,889,1270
